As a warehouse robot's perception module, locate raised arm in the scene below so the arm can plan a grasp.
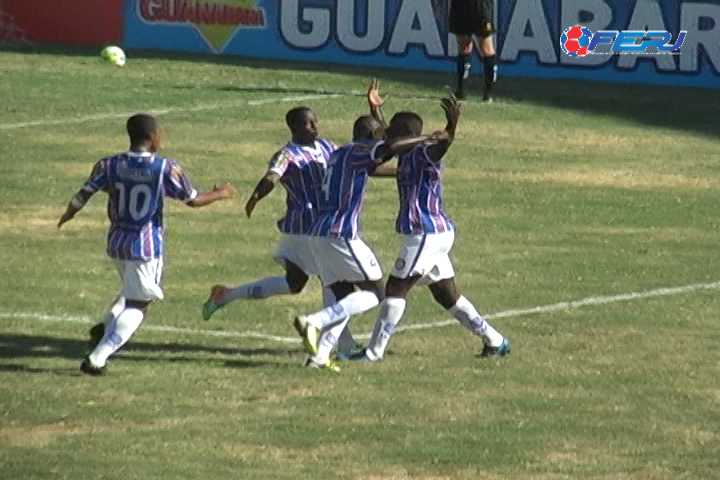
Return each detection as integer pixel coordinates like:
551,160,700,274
372,133,441,164
367,78,388,129
426,94,464,162
245,171,280,218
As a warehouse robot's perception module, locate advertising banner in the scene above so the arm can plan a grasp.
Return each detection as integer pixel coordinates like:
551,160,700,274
123,0,720,88
2,0,123,45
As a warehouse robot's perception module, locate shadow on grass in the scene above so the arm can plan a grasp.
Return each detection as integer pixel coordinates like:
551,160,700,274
0,363,83,376
8,43,720,139
0,333,303,370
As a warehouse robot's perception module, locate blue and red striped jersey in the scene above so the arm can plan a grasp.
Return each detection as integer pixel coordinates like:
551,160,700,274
395,145,454,235
311,141,383,240
268,139,336,235
78,152,197,261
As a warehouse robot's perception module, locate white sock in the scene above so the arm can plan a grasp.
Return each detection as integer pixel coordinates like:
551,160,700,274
88,308,144,367
306,290,379,329
102,295,125,326
449,296,503,347
315,316,351,363
367,297,406,358
321,287,356,351
223,276,291,302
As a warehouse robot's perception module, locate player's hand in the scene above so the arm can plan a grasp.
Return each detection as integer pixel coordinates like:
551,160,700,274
367,78,388,108
441,94,463,124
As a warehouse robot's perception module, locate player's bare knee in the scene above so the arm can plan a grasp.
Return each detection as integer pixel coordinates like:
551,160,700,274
479,36,495,56
356,280,384,301
385,276,413,299
286,275,308,294
429,281,459,310
331,281,354,301
456,36,472,52
285,262,309,294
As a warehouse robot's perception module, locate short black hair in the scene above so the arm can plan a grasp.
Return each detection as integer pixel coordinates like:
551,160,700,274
286,107,312,129
353,115,381,141
126,114,158,144
390,111,423,137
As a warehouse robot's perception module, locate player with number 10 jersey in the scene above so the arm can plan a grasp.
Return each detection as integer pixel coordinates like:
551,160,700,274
58,114,236,376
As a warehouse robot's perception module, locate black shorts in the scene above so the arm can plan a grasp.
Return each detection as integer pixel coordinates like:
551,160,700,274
449,0,495,37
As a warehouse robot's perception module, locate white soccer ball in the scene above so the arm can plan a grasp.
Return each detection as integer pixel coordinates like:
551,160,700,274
101,46,126,67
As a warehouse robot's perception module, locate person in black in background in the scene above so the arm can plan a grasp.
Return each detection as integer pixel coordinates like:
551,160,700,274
448,0,498,102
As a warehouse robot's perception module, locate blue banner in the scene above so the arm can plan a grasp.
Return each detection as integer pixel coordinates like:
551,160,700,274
124,0,720,89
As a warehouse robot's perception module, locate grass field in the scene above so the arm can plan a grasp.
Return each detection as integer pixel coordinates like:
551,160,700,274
1,46,719,480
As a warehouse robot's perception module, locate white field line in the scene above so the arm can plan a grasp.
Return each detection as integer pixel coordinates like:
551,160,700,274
2,279,719,344
0,92,350,130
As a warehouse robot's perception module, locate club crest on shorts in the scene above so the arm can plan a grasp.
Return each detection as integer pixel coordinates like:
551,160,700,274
394,258,406,271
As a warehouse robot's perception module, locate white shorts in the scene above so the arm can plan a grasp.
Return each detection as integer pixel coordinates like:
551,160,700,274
391,231,456,285
113,258,164,301
311,236,383,287
273,234,319,276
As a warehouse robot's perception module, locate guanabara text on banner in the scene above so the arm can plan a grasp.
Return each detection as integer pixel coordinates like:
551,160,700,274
124,0,720,88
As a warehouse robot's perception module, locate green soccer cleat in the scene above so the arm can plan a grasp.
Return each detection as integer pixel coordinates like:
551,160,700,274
336,343,367,362
348,347,383,362
202,285,227,321
304,357,341,373
293,316,319,356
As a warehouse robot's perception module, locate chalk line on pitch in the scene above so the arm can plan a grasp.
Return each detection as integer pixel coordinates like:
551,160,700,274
0,93,349,130
2,279,719,344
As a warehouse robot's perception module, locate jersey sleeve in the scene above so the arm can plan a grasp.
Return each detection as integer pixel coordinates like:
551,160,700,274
368,140,389,166
70,159,109,208
345,142,386,172
267,149,291,177
419,145,439,165
163,160,198,203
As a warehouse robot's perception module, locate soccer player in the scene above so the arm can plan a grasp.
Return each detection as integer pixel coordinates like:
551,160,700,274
449,0,498,102
57,113,236,376
199,106,363,356
353,95,510,362
293,114,445,372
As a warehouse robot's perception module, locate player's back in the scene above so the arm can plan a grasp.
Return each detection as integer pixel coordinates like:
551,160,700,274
396,145,454,235
312,141,379,239
271,139,335,235
91,151,195,261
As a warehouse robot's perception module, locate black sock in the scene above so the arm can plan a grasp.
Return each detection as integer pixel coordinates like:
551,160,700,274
482,54,497,91
456,54,471,97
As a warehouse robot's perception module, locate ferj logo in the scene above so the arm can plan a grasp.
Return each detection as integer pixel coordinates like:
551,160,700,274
138,0,266,53
560,25,686,57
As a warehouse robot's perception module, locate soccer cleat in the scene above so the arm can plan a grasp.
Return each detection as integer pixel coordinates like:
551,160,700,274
335,343,366,361
481,93,494,103
479,338,511,358
303,357,341,373
293,316,319,356
88,322,105,351
454,89,467,100
80,357,107,376
348,348,382,362
202,285,227,321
